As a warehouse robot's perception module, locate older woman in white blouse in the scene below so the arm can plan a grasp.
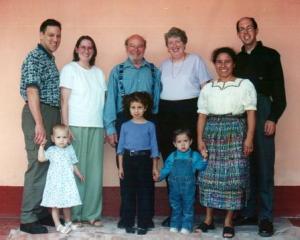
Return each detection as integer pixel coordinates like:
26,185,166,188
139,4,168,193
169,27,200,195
197,47,256,238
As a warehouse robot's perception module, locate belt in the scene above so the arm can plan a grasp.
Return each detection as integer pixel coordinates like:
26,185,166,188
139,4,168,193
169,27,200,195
124,149,151,157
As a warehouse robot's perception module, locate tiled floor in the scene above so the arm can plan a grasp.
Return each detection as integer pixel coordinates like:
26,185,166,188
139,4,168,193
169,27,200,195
2,217,300,240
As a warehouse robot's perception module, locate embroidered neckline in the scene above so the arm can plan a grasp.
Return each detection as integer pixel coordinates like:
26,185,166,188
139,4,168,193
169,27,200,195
211,78,244,90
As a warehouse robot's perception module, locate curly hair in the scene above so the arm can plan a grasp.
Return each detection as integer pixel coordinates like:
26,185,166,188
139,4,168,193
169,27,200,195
122,92,153,119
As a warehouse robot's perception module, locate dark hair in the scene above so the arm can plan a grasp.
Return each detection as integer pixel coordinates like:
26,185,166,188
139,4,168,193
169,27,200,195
172,129,192,142
211,47,237,64
40,19,61,33
125,34,147,48
123,92,153,119
236,17,258,32
164,27,188,46
73,35,97,66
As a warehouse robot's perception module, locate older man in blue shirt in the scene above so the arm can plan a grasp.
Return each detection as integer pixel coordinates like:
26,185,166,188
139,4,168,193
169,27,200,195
104,34,160,229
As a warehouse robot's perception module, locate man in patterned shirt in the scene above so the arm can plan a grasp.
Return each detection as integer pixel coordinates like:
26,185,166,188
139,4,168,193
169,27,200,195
19,19,62,234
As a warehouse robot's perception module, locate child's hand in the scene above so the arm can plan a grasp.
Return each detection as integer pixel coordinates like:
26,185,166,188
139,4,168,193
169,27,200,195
40,138,47,147
152,169,159,182
118,168,124,179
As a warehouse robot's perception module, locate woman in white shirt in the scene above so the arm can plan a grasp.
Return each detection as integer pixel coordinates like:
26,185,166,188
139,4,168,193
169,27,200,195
60,36,107,227
197,47,256,238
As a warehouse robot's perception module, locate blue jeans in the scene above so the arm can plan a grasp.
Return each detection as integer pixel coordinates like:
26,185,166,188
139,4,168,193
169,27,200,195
242,95,275,221
168,156,195,231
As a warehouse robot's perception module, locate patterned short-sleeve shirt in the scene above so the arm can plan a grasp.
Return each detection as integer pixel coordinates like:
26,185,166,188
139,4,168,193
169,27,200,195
20,44,60,107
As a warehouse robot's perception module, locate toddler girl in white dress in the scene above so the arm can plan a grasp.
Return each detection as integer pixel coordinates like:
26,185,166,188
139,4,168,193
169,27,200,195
38,124,84,234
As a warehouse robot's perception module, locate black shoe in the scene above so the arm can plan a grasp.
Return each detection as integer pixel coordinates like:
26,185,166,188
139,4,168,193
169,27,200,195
117,219,125,229
234,215,258,226
147,220,155,229
39,215,65,227
161,216,170,227
125,227,135,234
223,226,235,238
20,222,48,234
137,227,147,235
259,219,274,237
195,221,215,233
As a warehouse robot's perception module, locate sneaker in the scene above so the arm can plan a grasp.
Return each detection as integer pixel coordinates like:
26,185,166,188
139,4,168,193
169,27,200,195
56,224,71,234
259,219,274,237
170,227,178,233
65,222,79,230
20,222,48,234
180,228,190,234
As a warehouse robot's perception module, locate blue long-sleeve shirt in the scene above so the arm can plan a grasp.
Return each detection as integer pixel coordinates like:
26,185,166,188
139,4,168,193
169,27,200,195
117,120,159,158
103,58,161,135
159,149,207,181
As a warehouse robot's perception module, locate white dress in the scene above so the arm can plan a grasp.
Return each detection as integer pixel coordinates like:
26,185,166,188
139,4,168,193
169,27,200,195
41,145,82,208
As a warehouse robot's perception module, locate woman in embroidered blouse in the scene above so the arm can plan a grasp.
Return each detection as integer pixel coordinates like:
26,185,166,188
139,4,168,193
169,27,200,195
60,36,107,226
158,27,212,226
197,47,256,238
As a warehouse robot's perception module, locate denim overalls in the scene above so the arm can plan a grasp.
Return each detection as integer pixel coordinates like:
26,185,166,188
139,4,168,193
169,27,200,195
168,151,196,231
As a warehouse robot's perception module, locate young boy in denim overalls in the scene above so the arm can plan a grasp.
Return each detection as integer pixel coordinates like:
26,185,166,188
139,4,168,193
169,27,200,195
155,129,207,234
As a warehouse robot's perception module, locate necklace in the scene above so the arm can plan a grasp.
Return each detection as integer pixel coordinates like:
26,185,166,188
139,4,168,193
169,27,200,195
171,55,186,79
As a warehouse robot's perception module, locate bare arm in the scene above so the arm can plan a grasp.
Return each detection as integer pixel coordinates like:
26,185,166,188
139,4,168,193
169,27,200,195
60,87,74,140
37,139,47,162
73,165,85,182
26,87,45,145
118,155,124,179
152,157,159,181
197,113,208,159
244,110,256,156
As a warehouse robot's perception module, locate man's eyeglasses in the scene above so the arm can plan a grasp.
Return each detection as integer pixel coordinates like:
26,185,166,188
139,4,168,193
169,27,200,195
238,25,256,33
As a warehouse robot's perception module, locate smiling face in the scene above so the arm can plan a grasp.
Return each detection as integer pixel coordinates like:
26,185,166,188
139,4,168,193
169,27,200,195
51,128,69,148
214,52,235,81
40,26,61,54
129,101,147,121
173,133,192,152
167,36,186,61
75,39,95,66
126,35,146,65
237,17,258,51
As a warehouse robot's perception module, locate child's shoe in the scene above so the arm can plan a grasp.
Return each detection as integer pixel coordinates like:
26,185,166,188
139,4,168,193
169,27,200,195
180,228,190,234
56,224,71,234
170,227,178,233
65,222,78,230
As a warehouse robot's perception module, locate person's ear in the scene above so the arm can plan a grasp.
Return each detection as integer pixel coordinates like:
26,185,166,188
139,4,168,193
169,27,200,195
51,135,55,143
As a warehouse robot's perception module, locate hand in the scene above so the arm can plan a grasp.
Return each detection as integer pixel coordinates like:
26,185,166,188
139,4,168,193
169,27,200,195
152,168,159,181
68,128,75,143
106,134,118,147
118,168,124,179
78,174,85,182
40,138,47,147
34,123,46,145
198,140,208,159
243,137,253,156
264,120,276,136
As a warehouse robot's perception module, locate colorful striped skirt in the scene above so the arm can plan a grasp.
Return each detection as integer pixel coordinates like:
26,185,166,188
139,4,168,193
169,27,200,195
199,115,249,210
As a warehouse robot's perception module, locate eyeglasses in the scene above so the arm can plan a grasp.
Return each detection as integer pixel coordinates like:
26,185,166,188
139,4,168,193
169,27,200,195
238,25,255,33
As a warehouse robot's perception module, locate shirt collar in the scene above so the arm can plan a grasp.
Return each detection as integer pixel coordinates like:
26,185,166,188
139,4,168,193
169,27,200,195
241,41,263,54
176,148,192,155
123,57,150,68
37,44,54,60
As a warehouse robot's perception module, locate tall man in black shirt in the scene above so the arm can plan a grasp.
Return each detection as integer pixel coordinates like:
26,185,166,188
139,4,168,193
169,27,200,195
234,17,286,237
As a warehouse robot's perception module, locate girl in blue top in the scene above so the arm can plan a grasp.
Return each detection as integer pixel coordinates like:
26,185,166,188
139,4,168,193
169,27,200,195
156,129,207,234
117,92,159,235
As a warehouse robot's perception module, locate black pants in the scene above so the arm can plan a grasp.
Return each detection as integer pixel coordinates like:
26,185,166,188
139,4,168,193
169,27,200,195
158,98,198,160
121,152,154,228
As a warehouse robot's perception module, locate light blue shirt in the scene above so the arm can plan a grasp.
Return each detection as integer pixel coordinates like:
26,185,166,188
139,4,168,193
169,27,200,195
117,120,159,158
103,58,161,135
159,149,207,181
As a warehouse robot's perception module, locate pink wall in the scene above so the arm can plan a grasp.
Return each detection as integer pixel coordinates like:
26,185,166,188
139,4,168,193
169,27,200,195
1,0,299,186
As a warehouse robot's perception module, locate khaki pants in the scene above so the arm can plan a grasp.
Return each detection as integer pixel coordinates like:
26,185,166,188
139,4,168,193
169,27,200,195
20,103,60,224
